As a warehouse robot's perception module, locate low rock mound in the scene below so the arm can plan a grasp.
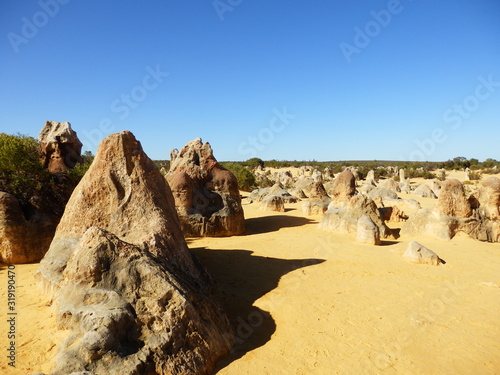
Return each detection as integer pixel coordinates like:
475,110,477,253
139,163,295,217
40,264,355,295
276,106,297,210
413,183,437,199
403,241,443,266
167,138,245,237
36,131,233,375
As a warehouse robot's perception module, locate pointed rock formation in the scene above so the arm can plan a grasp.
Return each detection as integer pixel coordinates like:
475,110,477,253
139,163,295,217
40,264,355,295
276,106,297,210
302,182,331,216
39,121,82,174
167,138,245,237
36,131,233,375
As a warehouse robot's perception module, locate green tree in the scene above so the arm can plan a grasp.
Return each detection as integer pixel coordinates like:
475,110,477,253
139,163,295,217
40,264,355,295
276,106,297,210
0,133,51,206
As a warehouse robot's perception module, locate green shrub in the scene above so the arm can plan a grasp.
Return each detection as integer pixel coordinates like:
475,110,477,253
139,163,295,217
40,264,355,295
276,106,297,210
468,171,482,181
0,133,51,206
220,162,256,191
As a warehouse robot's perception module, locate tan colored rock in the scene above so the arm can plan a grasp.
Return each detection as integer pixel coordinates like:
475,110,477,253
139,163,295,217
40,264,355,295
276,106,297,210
302,182,331,216
477,177,500,220
435,179,472,218
260,195,285,212
403,241,442,266
356,215,381,245
330,170,356,202
413,184,437,199
36,131,233,375
0,192,57,264
378,178,401,192
319,194,395,241
167,138,245,236
39,121,82,174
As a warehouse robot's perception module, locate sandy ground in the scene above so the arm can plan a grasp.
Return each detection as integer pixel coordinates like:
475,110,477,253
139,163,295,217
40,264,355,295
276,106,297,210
1,177,500,374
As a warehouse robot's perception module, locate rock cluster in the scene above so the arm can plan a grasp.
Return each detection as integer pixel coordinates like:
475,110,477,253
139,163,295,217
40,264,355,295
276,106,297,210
402,178,500,242
319,170,397,244
167,138,245,237
36,131,233,375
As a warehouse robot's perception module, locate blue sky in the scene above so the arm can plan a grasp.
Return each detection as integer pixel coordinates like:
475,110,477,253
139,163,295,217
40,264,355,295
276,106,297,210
1,0,499,162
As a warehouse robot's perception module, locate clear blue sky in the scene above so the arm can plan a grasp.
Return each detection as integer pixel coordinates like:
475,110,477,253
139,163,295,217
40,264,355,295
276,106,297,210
1,0,499,162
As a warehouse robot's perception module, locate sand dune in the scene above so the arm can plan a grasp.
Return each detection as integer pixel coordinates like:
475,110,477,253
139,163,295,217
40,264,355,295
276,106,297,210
1,187,500,374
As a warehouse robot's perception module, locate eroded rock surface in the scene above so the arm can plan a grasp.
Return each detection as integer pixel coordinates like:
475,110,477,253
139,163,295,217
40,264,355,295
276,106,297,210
39,121,82,174
36,131,233,375
167,138,245,236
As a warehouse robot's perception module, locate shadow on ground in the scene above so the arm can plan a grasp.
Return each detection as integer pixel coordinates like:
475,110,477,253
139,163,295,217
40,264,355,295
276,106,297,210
244,215,314,235
191,246,325,371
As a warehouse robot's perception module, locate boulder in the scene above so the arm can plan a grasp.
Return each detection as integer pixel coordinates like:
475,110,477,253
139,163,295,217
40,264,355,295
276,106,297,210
434,179,472,218
0,192,58,264
477,177,500,220
36,131,233,375
403,241,442,266
39,121,82,174
379,206,408,223
167,138,245,236
319,194,396,242
413,183,437,199
365,170,377,186
260,195,285,212
302,182,331,216
378,178,401,192
330,170,356,202
356,215,381,245
367,187,399,200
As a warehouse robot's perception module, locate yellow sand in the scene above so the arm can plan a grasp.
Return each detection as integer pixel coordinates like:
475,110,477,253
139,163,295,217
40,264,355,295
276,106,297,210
1,185,499,374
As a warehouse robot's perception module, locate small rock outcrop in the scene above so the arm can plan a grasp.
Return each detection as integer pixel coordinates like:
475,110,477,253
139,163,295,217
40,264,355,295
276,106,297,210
260,195,285,212
319,194,396,243
302,182,331,215
0,192,55,263
330,170,357,202
167,138,245,237
434,179,472,218
413,183,437,199
356,215,381,245
36,131,233,375
403,241,442,266
39,121,82,174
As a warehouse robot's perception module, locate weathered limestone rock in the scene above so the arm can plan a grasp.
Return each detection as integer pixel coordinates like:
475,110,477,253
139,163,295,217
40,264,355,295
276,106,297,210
378,178,401,192
413,183,437,199
302,182,331,216
403,241,442,266
36,131,233,375
167,138,245,237
39,121,82,174
260,195,285,212
248,183,299,204
356,215,381,245
319,194,396,242
379,206,408,223
330,170,356,202
477,177,500,220
0,192,58,264
435,179,472,218
367,187,399,200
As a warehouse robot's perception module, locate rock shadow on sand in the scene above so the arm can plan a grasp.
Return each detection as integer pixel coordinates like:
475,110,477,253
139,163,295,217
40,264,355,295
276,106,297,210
244,215,314,235
191,247,325,371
